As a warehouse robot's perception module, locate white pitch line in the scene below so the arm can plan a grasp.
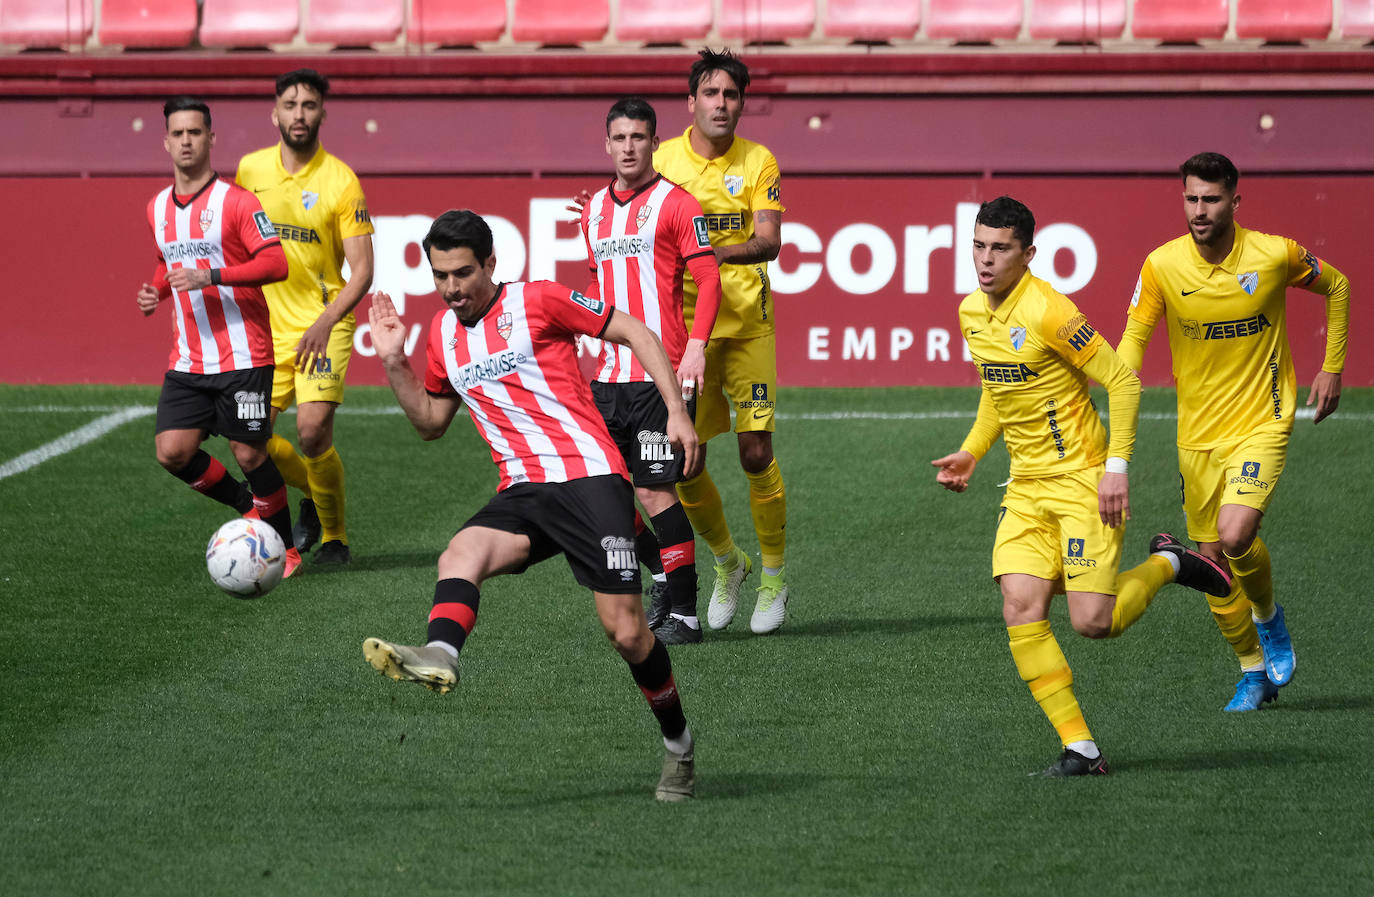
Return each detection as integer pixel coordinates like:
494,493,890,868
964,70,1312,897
0,406,154,482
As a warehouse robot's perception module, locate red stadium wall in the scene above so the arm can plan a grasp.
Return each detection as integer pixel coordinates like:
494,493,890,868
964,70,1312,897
1,173,1364,387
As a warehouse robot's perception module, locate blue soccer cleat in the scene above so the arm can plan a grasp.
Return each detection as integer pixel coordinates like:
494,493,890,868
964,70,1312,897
1223,671,1279,712
1255,604,1296,687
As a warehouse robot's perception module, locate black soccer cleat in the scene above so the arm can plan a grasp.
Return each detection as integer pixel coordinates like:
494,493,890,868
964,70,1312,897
1036,748,1109,778
293,498,322,553
655,616,704,645
313,539,352,566
1149,532,1233,597
645,580,671,631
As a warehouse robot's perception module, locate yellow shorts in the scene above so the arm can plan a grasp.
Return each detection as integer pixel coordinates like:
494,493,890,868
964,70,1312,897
695,334,777,442
271,319,354,410
992,467,1124,595
1178,428,1289,543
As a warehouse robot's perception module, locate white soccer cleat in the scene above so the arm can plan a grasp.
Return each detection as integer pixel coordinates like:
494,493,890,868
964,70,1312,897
706,547,753,631
750,568,789,635
362,638,459,694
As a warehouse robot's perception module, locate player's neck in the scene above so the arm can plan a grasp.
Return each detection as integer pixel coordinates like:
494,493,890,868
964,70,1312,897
279,141,318,174
174,166,214,196
614,170,656,194
1194,226,1236,265
688,126,733,161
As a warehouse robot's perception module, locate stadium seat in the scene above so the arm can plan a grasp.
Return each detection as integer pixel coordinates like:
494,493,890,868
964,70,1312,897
304,0,404,46
617,0,712,44
1342,0,1374,38
408,0,506,45
1132,0,1230,42
0,0,94,47
1029,0,1127,42
926,0,1023,42
98,0,197,48
511,0,610,44
1235,0,1332,41
200,0,299,47
717,0,817,42
823,0,921,42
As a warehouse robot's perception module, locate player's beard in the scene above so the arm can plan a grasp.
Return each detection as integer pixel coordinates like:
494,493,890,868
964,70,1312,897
279,120,320,152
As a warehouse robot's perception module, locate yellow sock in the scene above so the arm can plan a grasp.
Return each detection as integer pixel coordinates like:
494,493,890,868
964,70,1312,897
1007,620,1092,747
676,471,733,559
1109,555,1173,636
303,446,347,544
1207,579,1264,669
745,459,787,571
1226,537,1275,622
267,434,310,495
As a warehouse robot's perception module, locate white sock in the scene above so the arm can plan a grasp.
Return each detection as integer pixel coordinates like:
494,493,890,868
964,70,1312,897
1066,739,1100,760
652,571,667,584
669,613,700,629
664,726,693,757
763,566,782,578
1152,551,1182,577
1253,608,1275,624
714,550,734,566
425,640,459,659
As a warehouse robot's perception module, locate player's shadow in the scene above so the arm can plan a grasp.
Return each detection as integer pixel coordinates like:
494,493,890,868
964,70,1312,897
1113,747,1326,773
1263,694,1374,713
311,550,440,574
751,613,991,640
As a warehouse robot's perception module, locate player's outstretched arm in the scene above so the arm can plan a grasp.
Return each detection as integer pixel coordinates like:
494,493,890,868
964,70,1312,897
369,291,460,440
601,309,701,478
931,451,977,493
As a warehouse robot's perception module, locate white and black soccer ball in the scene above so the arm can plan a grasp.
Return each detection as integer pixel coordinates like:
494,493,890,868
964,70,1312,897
205,517,286,598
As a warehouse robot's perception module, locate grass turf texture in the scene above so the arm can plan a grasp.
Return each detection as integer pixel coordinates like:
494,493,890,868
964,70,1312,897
2,384,1371,896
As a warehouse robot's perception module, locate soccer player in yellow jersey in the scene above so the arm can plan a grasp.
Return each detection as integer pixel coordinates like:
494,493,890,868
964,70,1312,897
1117,152,1350,711
933,197,1232,776
236,69,375,566
654,49,790,635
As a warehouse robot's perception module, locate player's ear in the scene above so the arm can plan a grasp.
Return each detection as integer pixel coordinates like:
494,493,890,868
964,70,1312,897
651,135,660,152
209,130,216,148
270,106,280,128
484,253,497,277
1023,244,1037,265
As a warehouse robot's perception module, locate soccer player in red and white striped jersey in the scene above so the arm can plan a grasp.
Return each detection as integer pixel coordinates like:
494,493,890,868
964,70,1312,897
363,209,702,801
579,97,722,644
137,97,300,576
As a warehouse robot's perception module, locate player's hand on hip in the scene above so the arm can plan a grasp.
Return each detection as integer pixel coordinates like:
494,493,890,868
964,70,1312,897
165,266,211,292
136,283,160,316
1308,370,1341,423
295,317,334,373
1097,470,1129,528
668,408,701,479
566,189,592,216
931,451,976,493
368,291,408,361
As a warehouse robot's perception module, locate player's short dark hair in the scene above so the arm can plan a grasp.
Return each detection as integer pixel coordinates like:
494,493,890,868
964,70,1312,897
689,48,750,99
163,96,211,129
976,196,1036,249
424,210,494,264
1179,151,1239,192
606,97,657,137
276,68,330,99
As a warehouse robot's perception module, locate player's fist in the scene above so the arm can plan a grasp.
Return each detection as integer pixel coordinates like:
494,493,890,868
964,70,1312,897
137,283,160,316
931,451,977,493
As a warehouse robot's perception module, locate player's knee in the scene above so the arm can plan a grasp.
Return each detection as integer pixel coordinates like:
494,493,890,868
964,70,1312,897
156,446,195,473
297,426,331,458
1071,616,1112,639
737,438,773,473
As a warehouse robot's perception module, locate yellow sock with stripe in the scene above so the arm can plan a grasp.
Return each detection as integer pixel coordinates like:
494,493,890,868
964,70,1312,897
1208,579,1264,670
1007,620,1092,747
1108,555,1174,637
1226,537,1275,622
267,434,310,495
303,446,347,545
745,459,787,571
676,471,734,560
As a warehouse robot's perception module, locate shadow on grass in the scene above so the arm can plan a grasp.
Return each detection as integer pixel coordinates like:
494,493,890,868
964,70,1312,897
302,550,440,575
467,770,812,809
1267,694,1374,713
1114,747,1329,773
764,614,991,639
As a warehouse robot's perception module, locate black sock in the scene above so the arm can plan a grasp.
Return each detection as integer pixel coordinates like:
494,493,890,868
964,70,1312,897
242,459,292,550
651,505,698,616
635,518,664,578
427,578,481,653
628,638,687,740
175,450,251,512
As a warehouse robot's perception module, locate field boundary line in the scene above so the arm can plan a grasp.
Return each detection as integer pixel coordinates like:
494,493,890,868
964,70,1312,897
1,406,155,481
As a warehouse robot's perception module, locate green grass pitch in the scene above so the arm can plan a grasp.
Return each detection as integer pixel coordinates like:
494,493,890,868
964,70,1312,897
2,384,1371,896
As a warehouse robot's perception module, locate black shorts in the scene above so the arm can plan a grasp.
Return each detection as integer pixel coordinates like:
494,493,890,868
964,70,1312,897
590,380,693,487
155,365,274,442
462,474,642,594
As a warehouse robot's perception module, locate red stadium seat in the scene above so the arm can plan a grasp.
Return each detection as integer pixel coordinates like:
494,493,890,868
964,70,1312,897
1029,0,1126,42
408,0,506,45
617,0,712,44
0,0,94,47
200,0,299,47
98,0,197,48
304,0,403,46
823,0,921,42
1342,0,1374,38
718,0,817,42
1235,0,1332,41
926,0,1023,41
511,0,609,44
1132,0,1229,42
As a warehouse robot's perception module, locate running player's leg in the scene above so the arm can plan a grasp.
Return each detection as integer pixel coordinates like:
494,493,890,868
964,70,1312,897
296,322,354,565
155,371,252,513
214,365,295,560
639,485,700,644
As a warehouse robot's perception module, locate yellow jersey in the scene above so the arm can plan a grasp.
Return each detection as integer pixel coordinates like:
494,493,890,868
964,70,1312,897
654,127,783,340
1119,225,1349,450
235,144,373,333
959,272,1114,479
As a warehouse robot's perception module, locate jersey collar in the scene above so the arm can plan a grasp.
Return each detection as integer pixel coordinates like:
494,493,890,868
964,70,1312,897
984,270,1034,322
275,143,326,181
1187,224,1249,275
609,173,662,206
460,282,505,329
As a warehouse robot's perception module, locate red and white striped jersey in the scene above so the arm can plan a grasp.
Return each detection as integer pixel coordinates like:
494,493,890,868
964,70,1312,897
147,176,279,374
581,175,713,383
423,281,630,490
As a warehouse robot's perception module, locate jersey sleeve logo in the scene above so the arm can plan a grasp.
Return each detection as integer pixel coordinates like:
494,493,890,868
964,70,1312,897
1129,276,1142,308
1237,271,1259,295
568,290,605,315
253,210,277,240
767,176,781,204
692,216,709,248
1299,249,1321,286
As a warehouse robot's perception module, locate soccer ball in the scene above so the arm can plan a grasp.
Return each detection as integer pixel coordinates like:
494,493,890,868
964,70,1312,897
205,517,286,598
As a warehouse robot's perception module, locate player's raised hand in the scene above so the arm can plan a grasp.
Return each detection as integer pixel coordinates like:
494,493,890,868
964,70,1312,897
136,283,160,316
565,189,592,217
1307,369,1341,423
368,291,407,361
1097,470,1130,527
931,451,976,493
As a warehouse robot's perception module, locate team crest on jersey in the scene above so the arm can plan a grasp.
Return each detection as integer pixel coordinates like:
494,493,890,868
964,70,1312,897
199,208,215,230
1237,271,1259,295
496,312,513,340
724,175,744,196
302,190,319,211
636,204,653,228
1009,327,1027,351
